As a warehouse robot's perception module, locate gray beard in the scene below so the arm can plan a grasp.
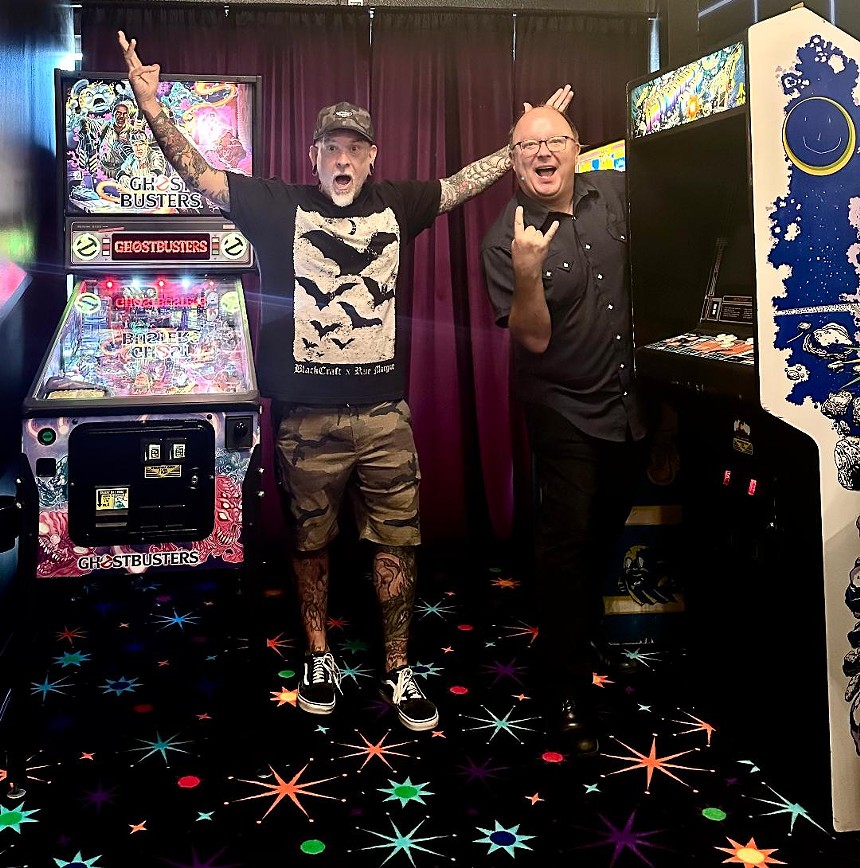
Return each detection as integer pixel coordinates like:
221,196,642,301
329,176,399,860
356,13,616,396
330,188,356,208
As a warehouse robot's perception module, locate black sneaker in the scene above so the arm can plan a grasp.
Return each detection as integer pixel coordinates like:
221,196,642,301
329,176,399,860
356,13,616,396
298,651,341,715
379,665,439,731
559,696,600,756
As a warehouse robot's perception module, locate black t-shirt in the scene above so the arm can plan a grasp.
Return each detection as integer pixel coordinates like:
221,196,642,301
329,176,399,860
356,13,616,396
482,170,645,442
226,173,441,404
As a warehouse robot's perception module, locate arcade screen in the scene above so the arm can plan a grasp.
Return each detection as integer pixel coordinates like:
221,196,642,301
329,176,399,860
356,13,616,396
58,71,258,217
576,139,625,172
29,275,255,403
629,41,746,139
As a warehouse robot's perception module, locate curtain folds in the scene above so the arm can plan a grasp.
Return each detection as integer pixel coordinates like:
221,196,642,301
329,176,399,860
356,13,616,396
371,11,515,543
80,4,649,546
514,13,649,146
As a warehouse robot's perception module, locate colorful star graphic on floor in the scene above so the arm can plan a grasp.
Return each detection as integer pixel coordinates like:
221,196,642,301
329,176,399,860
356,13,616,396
456,756,510,786
30,673,74,702
340,638,370,654
0,801,38,833
410,661,443,678
670,709,716,745
480,658,526,686
100,675,141,696
270,685,298,706
234,762,342,820
378,776,434,808
603,735,709,792
3,554,853,866
52,650,92,668
338,731,415,771
129,730,192,765
474,820,534,856
354,815,449,864
748,784,829,834
576,809,672,864
154,609,199,630
461,706,539,743
500,621,539,644
265,632,293,657
415,599,456,619
490,577,520,589
53,850,102,867
55,626,87,644
715,836,786,866
340,661,373,683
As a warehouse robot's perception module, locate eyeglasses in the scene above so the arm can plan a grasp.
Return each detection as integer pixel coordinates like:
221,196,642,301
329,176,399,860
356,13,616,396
513,135,577,155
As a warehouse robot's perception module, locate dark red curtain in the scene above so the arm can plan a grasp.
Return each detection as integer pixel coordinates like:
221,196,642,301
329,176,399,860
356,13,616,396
80,4,649,548
371,11,516,544
515,13,650,146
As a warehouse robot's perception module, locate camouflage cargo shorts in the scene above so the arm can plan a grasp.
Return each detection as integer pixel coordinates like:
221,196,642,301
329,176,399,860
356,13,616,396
273,399,421,551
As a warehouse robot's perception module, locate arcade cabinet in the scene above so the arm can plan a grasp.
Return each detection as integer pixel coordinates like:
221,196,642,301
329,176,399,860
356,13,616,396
627,6,860,831
575,138,626,173
575,138,687,649
19,69,263,585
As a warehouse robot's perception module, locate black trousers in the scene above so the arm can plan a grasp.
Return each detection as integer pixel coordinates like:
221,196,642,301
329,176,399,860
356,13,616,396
524,403,643,700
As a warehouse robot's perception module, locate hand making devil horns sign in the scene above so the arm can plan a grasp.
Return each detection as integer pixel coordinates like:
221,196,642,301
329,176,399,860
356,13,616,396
117,30,161,116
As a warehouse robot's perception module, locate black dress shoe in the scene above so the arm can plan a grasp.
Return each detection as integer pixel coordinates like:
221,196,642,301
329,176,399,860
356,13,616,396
590,641,642,676
559,697,599,756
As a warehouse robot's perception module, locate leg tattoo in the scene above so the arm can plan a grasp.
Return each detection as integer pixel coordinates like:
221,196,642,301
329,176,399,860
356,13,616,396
292,548,329,653
373,545,417,672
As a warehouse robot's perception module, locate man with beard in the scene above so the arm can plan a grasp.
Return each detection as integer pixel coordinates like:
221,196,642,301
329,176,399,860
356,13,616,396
118,29,571,732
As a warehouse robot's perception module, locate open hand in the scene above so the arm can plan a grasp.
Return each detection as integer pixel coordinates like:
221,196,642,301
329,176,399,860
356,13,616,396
523,84,574,114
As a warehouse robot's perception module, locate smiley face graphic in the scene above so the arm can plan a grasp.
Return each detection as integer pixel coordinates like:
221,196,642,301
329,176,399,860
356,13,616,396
782,96,856,175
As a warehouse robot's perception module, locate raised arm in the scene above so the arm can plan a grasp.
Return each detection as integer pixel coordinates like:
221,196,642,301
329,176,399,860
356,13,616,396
438,147,511,214
437,85,574,214
508,206,558,354
117,30,231,211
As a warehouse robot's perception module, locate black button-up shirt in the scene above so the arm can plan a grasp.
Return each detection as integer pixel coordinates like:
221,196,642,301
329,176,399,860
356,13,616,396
482,170,646,442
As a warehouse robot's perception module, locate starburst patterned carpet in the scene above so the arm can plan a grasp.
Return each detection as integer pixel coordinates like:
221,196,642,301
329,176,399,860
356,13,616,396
1,545,859,868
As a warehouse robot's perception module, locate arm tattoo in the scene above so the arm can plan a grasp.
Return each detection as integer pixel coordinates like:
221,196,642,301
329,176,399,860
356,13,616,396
148,109,231,209
438,146,512,214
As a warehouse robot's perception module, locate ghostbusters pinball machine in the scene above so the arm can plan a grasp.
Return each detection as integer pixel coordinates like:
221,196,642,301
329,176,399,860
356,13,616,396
627,7,860,830
17,69,263,586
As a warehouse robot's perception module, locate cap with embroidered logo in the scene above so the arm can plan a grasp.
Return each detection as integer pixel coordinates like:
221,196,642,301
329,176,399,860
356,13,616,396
313,101,375,144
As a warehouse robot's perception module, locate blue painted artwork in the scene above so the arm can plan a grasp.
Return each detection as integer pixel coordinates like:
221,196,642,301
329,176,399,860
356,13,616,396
768,35,860,491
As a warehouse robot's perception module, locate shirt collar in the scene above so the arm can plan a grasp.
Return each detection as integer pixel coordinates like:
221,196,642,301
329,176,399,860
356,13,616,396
515,173,599,226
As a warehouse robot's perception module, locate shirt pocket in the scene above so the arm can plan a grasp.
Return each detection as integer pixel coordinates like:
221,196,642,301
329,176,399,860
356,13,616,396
542,251,583,306
607,218,628,244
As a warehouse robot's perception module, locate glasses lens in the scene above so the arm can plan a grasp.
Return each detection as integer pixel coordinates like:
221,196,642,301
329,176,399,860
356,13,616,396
519,140,538,154
547,137,567,152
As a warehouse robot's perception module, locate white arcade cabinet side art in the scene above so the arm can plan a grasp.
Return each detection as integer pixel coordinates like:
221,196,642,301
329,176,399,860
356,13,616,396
751,6,860,832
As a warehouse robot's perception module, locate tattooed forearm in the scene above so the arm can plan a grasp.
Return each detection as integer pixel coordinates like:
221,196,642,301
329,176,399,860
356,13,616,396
147,109,231,209
438,146,512,213
374,545,417,671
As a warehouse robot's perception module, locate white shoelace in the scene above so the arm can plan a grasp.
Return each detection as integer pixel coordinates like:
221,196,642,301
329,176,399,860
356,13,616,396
309,652,342,691
390,667,424,704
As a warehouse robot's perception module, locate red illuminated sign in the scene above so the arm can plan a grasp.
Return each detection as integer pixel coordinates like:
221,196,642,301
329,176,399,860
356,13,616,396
111,233,211,262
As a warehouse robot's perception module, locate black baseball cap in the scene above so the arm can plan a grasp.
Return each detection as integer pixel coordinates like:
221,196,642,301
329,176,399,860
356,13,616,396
313,101,375,144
